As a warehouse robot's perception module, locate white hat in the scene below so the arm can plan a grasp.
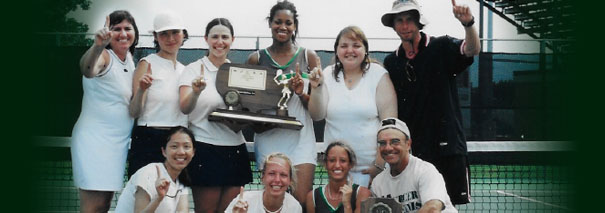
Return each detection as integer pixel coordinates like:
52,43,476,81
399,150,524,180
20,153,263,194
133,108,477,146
381,0,429,27
151,11,186,33
378,117,411,139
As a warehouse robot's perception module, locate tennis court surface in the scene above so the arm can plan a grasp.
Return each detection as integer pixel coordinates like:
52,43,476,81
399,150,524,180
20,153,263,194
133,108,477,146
35,138,573,212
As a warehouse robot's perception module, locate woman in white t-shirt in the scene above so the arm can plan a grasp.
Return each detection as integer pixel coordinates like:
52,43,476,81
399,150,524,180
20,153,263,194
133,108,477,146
308,26,398,187
226,153,302,213
127,11,189,178
178,18,252,213
71,10,139,212
116,126,195,212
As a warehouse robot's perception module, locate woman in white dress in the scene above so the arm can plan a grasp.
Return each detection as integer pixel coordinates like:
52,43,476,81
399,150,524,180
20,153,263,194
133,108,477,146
308,26,398,187
71,10,139,212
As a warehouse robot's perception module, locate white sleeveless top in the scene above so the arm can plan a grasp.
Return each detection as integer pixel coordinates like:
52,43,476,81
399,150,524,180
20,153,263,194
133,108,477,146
178,56,246,146
115,163,190,212
71,49,135,190
137,54,187,127
323,63,387,172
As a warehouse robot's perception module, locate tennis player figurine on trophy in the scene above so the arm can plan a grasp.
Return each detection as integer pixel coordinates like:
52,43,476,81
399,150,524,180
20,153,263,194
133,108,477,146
274,69,292,117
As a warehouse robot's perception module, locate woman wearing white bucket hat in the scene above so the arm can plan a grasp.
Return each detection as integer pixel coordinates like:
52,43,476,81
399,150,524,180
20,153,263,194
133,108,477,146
128,11,189,179
72,10,139,212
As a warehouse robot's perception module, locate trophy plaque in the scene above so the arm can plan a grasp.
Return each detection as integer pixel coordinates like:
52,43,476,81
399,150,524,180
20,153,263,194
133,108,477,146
361,198,403,213
208,63,304,130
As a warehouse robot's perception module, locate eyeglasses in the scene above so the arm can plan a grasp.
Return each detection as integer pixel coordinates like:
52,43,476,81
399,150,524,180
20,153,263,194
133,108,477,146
377,138,403,147
165,188,182,198
405,60,416,82
381,118,397,126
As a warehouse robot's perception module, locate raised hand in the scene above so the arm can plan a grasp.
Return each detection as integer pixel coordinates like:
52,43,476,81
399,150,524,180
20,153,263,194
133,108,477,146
340,180,354,206
139,63,154,90
95,16,113,47
155,165,170,199
290,63,304,95
232,186,249,213
451,0,473,24
191,63,207,94
309,56,323,88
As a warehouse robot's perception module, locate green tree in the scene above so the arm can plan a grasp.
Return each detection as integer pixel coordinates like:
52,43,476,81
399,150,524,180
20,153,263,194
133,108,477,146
38,0,93,46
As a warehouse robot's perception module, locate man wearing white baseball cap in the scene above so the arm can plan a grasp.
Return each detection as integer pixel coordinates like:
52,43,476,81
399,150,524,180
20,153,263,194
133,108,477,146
370,117,458,212
128,10,189,190
380,0,480,205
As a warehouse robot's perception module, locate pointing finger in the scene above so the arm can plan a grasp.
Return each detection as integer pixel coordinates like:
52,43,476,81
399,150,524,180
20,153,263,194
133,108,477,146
156,165,161,178
295,62,301,76
147,63,152,75
104,15,110,29
451,0,456,6
239,186,245,200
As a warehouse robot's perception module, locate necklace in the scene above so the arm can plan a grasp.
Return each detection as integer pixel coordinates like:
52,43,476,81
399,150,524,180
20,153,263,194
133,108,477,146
263,203,284,213
325,184,342,201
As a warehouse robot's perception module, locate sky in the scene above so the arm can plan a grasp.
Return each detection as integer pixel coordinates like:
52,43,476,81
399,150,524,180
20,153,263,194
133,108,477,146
68,0,540,53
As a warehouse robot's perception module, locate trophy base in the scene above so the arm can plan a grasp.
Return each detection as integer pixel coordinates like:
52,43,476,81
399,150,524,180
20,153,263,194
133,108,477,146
277,108,288,117
208,109,303,130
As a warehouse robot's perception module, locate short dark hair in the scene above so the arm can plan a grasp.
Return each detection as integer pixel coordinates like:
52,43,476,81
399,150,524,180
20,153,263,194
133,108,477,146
267,0,299,43
106,10,139,54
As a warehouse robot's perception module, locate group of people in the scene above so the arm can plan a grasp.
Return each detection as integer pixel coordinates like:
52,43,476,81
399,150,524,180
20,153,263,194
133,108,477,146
71,0,479,212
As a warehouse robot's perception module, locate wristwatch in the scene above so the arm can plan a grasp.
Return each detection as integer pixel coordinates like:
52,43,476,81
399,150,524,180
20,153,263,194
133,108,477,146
462,16,475,27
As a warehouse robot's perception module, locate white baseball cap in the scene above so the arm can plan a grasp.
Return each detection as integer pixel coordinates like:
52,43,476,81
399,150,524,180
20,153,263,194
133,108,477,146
151,11,186,33
378,117,411,139
381,0,429,27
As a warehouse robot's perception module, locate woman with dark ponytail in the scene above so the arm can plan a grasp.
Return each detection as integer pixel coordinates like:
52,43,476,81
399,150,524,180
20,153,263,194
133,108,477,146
178,18,253,212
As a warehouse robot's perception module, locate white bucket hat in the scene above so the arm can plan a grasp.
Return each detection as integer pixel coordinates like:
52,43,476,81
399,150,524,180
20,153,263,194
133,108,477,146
151,11,186,33
381,0,429,27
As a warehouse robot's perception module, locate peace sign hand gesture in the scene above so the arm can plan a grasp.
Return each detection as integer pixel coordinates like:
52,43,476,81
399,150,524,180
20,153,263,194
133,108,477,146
95,16,113,47
155,165,170,199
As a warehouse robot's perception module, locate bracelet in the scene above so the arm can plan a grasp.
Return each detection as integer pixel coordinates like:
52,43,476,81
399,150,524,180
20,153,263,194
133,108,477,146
374,163,384,171
462,16,475,27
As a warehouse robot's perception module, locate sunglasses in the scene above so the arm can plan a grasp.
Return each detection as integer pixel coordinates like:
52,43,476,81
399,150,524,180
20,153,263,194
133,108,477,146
381,118,397,126
405,60,416,82
165,188,182,198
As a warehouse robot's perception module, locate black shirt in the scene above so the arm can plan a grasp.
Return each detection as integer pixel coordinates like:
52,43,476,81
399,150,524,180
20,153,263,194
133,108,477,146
383,32,474,159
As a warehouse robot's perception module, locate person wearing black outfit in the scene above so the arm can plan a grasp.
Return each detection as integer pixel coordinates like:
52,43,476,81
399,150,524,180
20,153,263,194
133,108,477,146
380,0,480,205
